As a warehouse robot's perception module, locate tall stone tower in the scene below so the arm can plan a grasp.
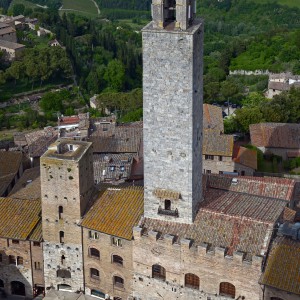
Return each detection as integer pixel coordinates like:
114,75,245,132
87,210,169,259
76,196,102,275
143,0,203,224
41,140,94,291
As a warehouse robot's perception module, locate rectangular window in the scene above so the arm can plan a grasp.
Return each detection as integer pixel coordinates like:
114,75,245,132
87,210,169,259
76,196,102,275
34,262,41,270
206,170,211,174
89,231,99,240
9,255,16,264
205,155,214,160
33,242,40,247
12,240,19,244
17,256,23,265
219,156,223,161
219,171,223,175
0,253,2,262
112,237,122,247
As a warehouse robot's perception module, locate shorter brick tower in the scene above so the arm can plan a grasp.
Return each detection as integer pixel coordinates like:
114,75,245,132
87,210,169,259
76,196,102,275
41,140,94,292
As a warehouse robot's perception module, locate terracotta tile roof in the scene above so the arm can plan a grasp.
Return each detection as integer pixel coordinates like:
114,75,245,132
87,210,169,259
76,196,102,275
0,151,22,177
81,187,144,240
250,123,300,149
90,127,142,153
93,153,134,182
9,167,40,200
260,236,300,295
206,174,296,202
268,81,289,91
28,134,58,157
0,174,15,196
282,207,296,222
142,176,288,258
202,188,286,222
233,146,257,170
203,130,233,156
0,198,41,240
28,220,42,242
203,104,224,132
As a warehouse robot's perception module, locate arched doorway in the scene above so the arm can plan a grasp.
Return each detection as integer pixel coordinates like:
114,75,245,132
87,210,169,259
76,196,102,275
11,281,25,296
219,282,235,298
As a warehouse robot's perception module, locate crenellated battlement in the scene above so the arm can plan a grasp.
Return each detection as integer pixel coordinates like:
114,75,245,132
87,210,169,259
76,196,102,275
133,226,263,268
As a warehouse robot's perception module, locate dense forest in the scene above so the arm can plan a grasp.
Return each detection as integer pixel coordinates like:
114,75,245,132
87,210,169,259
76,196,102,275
0,0,300,130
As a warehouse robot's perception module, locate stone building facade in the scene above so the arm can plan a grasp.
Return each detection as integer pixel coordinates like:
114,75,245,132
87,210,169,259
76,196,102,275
41,140,94,292
143,0,203,224
0,198,43,298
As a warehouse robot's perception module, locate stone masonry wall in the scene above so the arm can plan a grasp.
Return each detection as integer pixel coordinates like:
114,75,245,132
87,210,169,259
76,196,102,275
132,228,263,300
0,238,33,297
203,156,254,175
143,20,204,224
41,142,94,292
83,229,133,299
31,241,44,287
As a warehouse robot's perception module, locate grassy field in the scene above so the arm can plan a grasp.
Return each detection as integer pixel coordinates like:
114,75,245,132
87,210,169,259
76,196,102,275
60,0,99,18
251,0,300,8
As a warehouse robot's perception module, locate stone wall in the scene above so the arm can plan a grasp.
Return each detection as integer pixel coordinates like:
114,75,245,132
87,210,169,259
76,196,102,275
143,20,204,224
31,241,44,288
83,229,133,299
0,238,33,297
132,228,263,300
41,141,94,292
264,286,299,300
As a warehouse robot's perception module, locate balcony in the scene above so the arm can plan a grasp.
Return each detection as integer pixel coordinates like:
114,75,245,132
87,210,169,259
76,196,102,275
158,206,179,217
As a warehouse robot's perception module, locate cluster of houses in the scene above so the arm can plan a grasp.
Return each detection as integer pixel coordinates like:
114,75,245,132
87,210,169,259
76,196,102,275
0,14,61,61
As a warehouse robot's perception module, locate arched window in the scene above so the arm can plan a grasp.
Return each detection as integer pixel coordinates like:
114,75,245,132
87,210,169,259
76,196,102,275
58,206,63,219
185,273,199,289
59,231,64,243
89,248,100,259
152,264,166,281
90,268,100,280
219,282,235,298
57,269,71,279
113,276,124,288
11,281,25,296
112,255,123,266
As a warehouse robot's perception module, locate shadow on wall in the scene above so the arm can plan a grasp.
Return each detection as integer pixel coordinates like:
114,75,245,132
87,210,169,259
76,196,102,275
0,250,34,298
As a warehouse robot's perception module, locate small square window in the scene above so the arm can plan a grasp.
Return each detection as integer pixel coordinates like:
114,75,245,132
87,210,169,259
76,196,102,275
89,231,99,240
110,166,116,172
206,170,211,174
33,242,41,247
120,166,125,172
12,240,19,244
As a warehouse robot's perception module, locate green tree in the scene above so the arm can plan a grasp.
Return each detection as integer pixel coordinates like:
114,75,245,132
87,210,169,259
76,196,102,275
12,4,25,16
6,61,24,85
104,59,125,92
235,106,264,133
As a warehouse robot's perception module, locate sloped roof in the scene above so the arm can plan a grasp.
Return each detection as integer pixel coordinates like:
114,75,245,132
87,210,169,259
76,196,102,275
260,236,300,295
203,130,234,156
0,198,41,240
142,186,286,258
203,104,224,132
9,167,41,200
0,151,22,177
81,187,144,240
90,127,142,153
206,174,296,202
250,123,300,149
0,39,24,50
233,146,257,170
